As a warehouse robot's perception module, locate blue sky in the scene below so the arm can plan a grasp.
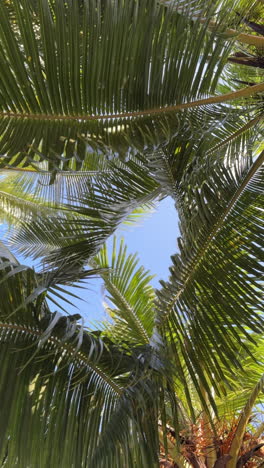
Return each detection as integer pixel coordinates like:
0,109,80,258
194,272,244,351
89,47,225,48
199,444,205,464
55,196,180,324
116,196,179,288
0,196,180,324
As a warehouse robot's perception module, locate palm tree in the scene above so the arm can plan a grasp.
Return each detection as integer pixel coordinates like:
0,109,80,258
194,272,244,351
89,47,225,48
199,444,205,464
0,0,263,466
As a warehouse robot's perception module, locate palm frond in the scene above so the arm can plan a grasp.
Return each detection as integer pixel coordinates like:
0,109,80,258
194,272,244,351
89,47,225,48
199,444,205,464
160,0,264,45
8,156,160,269
156,151,264,408
227,374,264,468
0,250,161,468
145,105,263,199
0,185,64,227
0,0,262,171
93,237,156,346
0,152,111,206
214,332,264,418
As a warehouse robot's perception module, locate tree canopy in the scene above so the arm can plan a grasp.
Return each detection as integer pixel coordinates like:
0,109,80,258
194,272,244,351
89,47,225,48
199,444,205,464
0,0,263,466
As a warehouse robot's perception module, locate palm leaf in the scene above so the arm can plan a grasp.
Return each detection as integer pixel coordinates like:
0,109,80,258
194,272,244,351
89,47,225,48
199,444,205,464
7,156,160,269
93,237,156,346
0,0,263,171
145,104,263,200
0,152,111,206
227,374,264,468
156,151,264,408
0,248,162,467
214,332,264,418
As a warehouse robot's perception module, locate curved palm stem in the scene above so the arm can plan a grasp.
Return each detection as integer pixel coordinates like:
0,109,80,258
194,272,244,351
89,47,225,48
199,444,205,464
227,374,264,468
159,1,264,47
205,22,264,48
1,82,264,122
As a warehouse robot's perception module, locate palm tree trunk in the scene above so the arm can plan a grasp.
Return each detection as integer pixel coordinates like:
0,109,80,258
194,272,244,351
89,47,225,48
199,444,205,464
199,385,217,468
158,428,188,468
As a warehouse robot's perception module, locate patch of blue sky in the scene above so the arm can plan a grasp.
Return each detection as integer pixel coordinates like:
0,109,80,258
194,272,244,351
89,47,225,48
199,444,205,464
53,196,179,323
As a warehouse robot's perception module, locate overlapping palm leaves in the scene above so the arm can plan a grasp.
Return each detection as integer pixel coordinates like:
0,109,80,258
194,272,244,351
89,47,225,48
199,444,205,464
0,248,165,467
1,156,160,266
0,0,264,466
0,0,263,171
156,150,264,411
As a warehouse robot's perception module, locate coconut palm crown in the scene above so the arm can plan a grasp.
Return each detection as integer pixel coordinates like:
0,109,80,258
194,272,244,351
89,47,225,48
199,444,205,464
0,0,263,467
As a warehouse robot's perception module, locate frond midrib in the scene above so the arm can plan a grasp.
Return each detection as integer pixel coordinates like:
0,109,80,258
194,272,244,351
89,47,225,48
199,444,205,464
1,168,112,176
160,150,264,322
0,190,58,212
0,82,263,122
0,321,123,396
207,115,264,155
100,274,150,344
